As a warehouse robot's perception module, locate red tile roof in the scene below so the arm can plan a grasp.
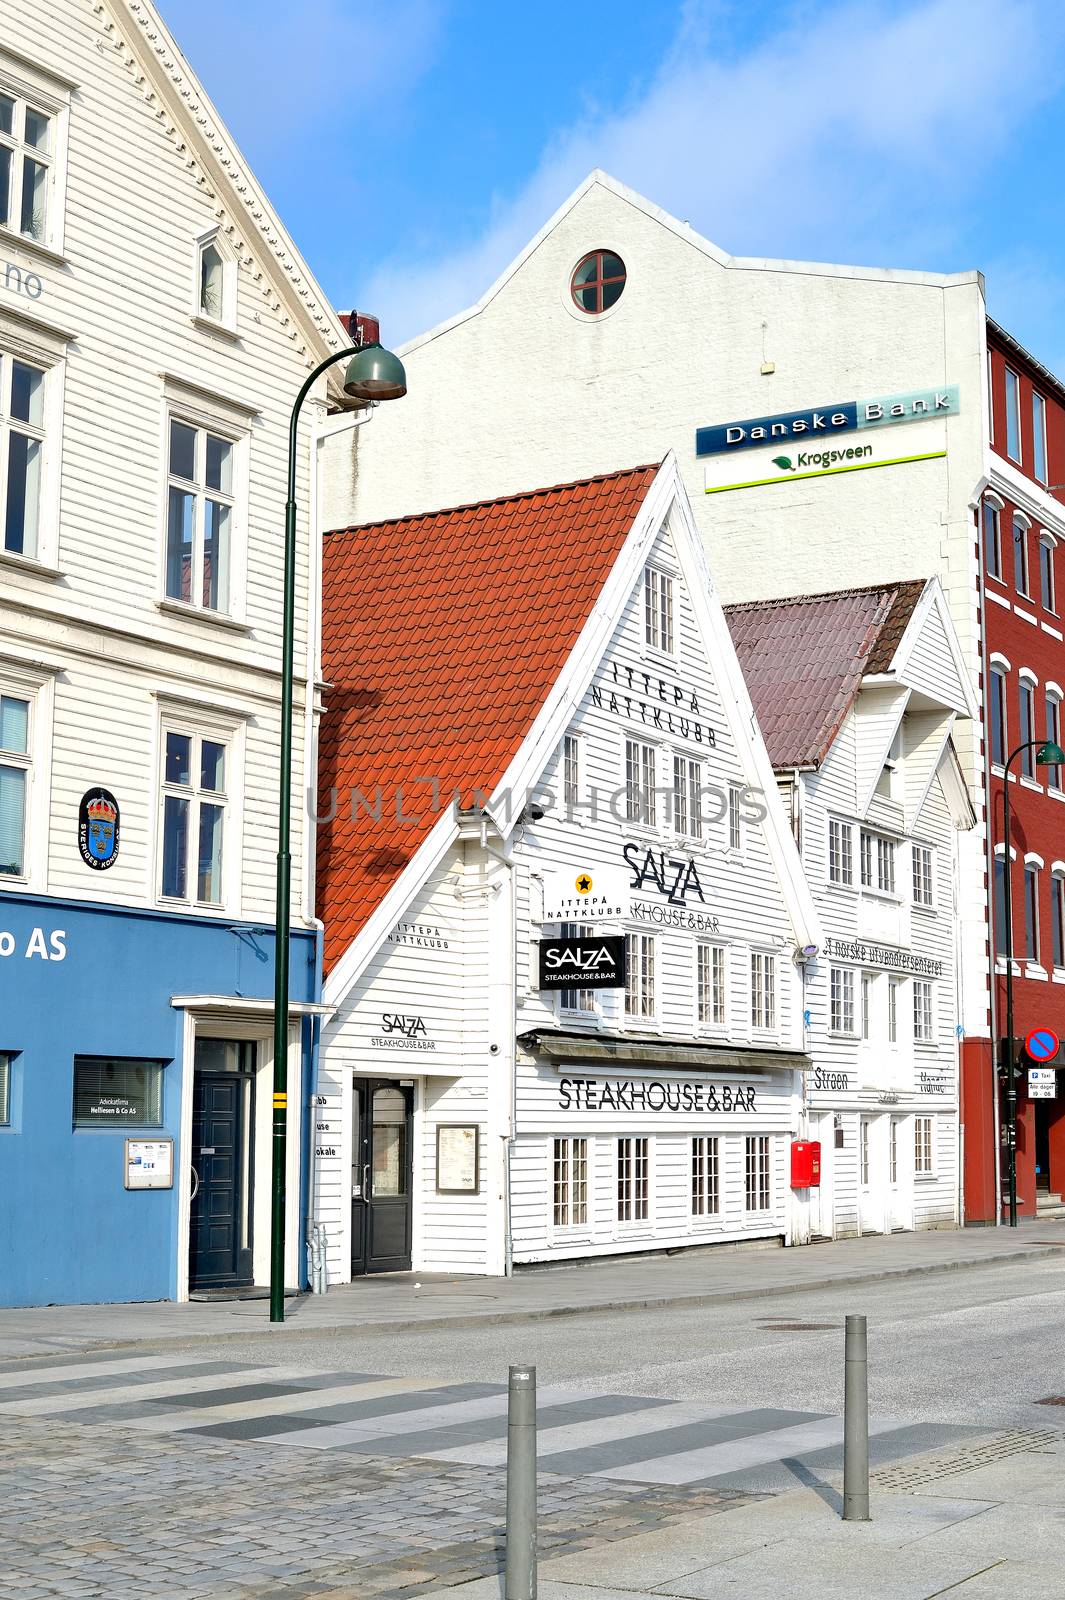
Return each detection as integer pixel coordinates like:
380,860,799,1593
725,579,927,770
317,463,661,970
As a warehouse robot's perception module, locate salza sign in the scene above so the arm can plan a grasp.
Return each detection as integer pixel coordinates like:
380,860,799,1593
538,935,626,990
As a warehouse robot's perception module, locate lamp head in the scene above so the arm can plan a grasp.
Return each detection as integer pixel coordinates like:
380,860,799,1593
343,342,407,402
1036,740,1065,767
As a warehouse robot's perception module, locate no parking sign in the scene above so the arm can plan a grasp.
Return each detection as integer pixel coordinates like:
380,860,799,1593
1024,1028,1059,1062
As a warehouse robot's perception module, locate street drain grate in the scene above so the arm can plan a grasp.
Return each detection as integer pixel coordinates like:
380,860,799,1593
871,1428,1063,1492
754,1320,838,1331
1036,1396,1065,1406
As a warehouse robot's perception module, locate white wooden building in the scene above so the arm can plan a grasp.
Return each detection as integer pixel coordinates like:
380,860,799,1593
313,456,824,1280
729,579,977,1241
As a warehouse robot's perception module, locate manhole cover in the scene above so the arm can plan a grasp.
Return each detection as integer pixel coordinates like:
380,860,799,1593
1036,1396,1065,1406
754,1320,838,1331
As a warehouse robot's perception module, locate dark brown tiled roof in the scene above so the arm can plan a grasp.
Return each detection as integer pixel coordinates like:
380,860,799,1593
725,579,928,770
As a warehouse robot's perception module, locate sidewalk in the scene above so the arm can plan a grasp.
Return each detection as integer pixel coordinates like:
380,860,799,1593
431,1429,1065,1599
1,1222,1062,1360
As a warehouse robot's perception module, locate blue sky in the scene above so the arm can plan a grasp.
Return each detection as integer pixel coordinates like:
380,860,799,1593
165,0,1065,371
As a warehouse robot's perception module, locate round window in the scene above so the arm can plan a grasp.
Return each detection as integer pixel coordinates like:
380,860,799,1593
570,250,626,315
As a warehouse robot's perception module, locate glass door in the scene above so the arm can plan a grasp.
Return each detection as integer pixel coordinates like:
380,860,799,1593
351,1079,414,1275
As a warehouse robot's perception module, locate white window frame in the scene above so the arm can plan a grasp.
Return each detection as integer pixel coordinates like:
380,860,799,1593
0,658,52,892
1013,513,1031,598
912,979,934,1046
983,496,1002,581
644,566,674,654
556,921,597,1018
1019,670,1038,779
912,843,934,908
562,732,581,816
830,965,856,1036
617,1134,650,1224
624,931,656,1021
157,379,253,626
860,830,896,896
989,658,1009,771
552,1135,588,1229
1004,365,1021,463
888,976,902,1044
1040,534,1057,616
1033,390,1048,485
691,1134,720,1218
727,784,743,853
744,1134,771,1213
828,816,854,887
750,949,777,1033
1052,868,1065,971
1024,856,1041,964
696,941,726,1028
0,325,65,572
860,972,873,1041
0,57,70,258
155,703,244,915
624,737,656,828
192,226,238,334
914,1115,934,1176
672,753,702,840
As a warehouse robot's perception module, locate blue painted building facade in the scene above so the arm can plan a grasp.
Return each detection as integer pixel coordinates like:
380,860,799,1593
0,893,320,1306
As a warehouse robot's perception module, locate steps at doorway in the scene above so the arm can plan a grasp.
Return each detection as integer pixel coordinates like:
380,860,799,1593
1036,1192,1065,1220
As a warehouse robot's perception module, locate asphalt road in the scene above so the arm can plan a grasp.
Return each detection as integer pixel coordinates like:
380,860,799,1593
157,1253,1065,1433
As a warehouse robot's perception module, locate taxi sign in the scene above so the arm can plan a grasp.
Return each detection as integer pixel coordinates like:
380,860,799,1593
1028,1068,1057,1100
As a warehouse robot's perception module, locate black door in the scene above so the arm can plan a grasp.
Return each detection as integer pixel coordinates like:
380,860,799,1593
351,1080,414,1275
190,1041,255,1290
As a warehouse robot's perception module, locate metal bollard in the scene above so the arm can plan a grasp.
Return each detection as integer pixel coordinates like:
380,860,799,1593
505,1364,537,1599
842,1313,870,1522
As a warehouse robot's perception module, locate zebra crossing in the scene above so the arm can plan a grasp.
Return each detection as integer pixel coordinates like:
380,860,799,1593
0,1349,980,1492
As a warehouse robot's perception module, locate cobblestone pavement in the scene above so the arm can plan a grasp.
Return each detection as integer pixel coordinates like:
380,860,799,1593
3,1414,755,1599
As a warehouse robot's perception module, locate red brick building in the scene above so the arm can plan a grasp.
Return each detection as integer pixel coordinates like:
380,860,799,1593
981,322,1065,1220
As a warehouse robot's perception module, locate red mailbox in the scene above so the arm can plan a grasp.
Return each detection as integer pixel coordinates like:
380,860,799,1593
791,1139,821,1188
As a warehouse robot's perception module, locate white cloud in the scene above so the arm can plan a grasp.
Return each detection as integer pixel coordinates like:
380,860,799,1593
358,0,1064,345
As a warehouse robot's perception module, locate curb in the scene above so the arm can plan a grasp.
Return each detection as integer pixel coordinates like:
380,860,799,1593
4,1240,1062,1357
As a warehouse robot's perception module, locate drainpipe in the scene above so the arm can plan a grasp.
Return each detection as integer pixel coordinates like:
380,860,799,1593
974,480,1003,1223
480,818,518,1278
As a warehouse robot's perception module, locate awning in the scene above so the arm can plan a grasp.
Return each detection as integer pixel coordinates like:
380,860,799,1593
519,1027,810,1077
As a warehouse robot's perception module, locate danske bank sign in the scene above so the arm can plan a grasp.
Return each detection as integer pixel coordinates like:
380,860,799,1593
695,384,959,457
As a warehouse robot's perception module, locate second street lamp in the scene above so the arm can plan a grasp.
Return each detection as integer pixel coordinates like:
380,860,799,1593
999,736,1065,1227
269,331,407,1325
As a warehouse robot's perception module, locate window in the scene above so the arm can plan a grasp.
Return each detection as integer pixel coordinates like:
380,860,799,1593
696,942,725,1026
984,499,1001,580
913,979,934,1044
751,951,776,1031
558,922,596,1014
73,1057,164,1128
552,1136,587,1227
994,855,1009,957
1025,861,1040,961
1005,366,1021,462
744,1135,770,1211
912,844,934,906
830,966,855,1035
165,417,235,613
672,755,702,839
1041,536,1056,614
644,567,674,653
914,1115,934,1175
160,729,228,905
562,733,580,814
1013,516,1030,596
2,353,45,559
1053,874,1065,969
861,831,896,894
624,932,655,1019
860,1120,870,1187
0,90,52,245
1047,694,1062,792
1019,677,1036,777
196,233,235,327
691,1136,720,1216
0,692,29,876
989,665,1007,768
727,785,742,852
828,817,853,886
617,1135,648,1221
888,977,902,1043
875,726,902,800
625,738,656,827
861,974,872,1041
571,250,626,315
1033,391,1048,484
0,1050,9,1125
889,1118,898,1185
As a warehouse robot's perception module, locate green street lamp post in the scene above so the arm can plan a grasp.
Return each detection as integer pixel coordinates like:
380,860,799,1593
269,335,406,1324
999,736,1065,1228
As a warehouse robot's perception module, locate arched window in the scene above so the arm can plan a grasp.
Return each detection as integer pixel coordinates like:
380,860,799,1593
1047,688,1063,793
988,660,1009,768
983,498,1002,579
1040,533,1056,613
1052,867,1065,969
1013,513,1030,597
1019,671,1037,777
1024,854,1043,963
